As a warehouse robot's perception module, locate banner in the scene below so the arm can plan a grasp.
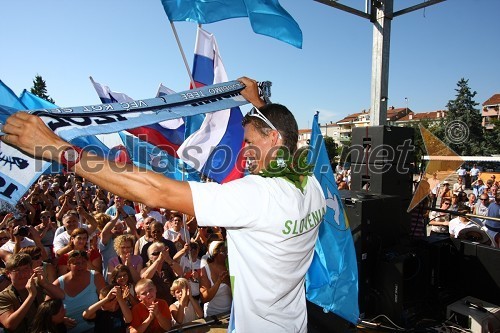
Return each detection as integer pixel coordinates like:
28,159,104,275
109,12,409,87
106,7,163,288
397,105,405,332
0,80,252,205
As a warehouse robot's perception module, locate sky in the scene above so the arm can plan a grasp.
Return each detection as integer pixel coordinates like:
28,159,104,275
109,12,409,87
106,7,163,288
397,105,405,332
1,0,499,136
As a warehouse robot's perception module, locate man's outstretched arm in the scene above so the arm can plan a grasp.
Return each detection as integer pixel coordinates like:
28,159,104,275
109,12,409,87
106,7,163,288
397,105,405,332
1,112,194,215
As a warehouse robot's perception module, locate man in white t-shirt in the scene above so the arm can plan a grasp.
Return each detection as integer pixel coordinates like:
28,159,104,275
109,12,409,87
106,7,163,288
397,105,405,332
449,206,476,238
163,213,186,249
3,77,327,332
135,204,164,230
53,209,97,257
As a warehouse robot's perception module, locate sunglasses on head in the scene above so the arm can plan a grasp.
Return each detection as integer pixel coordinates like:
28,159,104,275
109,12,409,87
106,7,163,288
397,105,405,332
248,107,282,139
69,250,88,258
32,253,42,260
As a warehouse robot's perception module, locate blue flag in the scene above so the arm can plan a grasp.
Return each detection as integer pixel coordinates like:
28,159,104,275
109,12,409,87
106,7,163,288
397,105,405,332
119,132,200,181
0,80,27,110
306,113,359,325
160,0,302,48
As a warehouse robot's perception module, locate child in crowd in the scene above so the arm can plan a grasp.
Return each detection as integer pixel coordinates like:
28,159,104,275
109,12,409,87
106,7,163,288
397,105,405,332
130,279,172,333
30,298,67,333
169,278,204,325
82,284,132,333
109,264,139,307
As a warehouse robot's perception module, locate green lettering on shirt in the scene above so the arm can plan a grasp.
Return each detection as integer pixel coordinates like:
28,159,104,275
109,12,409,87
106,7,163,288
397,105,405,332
282,220,293,235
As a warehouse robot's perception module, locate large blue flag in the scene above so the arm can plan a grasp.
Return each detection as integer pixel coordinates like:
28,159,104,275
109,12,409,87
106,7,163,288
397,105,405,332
306,113,359,325
160,0,302,48
0,80,27,110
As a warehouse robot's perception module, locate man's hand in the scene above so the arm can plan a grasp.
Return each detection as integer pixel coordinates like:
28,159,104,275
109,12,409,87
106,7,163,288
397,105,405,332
238,77,266,109
1,112,69,161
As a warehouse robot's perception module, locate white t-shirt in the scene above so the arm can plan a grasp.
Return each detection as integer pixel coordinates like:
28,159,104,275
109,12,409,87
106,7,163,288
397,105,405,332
189,175,326,333
449,217,475,238
0,238,35,253
135,210,164,227
163,228,186,243
53,224,92,254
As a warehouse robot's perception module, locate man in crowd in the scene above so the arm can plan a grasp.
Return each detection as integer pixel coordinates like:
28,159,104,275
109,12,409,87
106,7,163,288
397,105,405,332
1,77,326,332
0,253,65,332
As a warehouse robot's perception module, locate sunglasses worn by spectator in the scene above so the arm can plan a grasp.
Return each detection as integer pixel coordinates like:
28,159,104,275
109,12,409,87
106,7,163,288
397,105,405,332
248,107,282,139
69,250,88,258
151,251,161,256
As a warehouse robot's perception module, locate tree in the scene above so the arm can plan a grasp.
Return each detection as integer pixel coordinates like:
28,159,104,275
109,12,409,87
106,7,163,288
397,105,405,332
324,136,338,163
483,118,500,155
442,78,484,155
30,75,55,104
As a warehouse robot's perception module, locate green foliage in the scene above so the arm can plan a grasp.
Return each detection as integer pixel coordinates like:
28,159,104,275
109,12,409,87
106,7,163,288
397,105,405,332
442,78,485,155
30,75,55,104
324,136,337,162
483,118,500,155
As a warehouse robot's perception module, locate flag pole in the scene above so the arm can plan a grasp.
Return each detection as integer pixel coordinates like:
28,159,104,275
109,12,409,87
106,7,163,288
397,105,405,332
169,21,197,88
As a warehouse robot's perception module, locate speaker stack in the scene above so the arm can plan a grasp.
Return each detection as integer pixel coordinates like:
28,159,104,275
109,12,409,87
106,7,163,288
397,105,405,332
341,190,407,317
346,126,418,323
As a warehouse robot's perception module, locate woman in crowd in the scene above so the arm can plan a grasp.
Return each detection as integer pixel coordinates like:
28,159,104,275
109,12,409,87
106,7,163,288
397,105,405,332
52,250,106,333
107,234,143,283
29,298,67,333
109,264,139,307
199,241,232,317
56,228,101,276
140,241,182,304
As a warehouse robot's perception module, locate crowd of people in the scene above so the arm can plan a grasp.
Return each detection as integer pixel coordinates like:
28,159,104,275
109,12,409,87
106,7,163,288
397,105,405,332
414,165,500,247
0,175,232,333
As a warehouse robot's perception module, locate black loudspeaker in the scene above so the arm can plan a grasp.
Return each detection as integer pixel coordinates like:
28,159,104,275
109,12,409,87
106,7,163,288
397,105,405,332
372,246,430,327
350,126,415,165
340,190,410,316
350,126,415,200
350,163,413,199
450,239,500,306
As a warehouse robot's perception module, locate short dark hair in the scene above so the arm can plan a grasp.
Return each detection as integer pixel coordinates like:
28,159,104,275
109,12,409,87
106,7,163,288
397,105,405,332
5,253,32,272
242,103,298,154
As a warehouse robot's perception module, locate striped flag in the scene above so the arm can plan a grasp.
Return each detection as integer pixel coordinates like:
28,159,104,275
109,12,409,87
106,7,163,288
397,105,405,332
177,27,245,183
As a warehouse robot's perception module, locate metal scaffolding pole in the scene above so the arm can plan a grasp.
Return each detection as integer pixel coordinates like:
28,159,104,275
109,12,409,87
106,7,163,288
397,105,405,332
315,0,447,125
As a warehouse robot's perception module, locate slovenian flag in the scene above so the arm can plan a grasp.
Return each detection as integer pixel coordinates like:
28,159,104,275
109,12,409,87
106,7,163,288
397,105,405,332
177,27,245,184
